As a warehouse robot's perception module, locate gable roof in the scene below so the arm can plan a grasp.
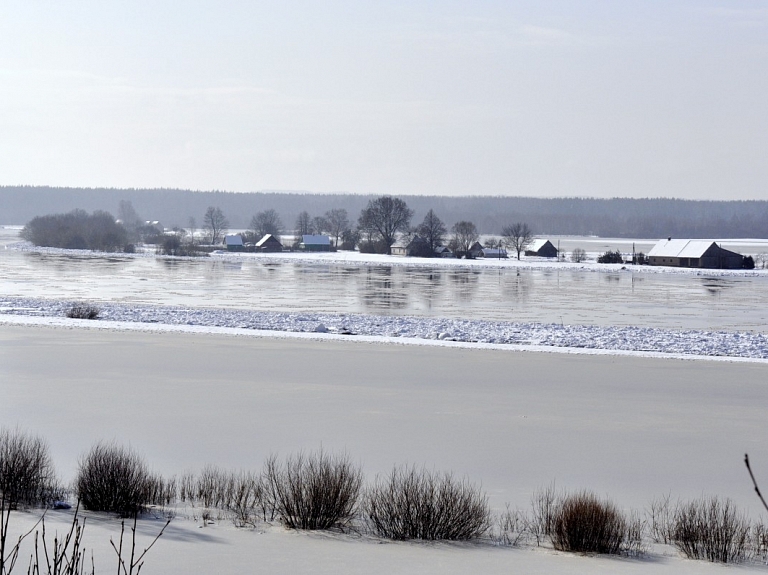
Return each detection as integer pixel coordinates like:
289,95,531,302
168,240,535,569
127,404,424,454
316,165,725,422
255,234,282,247
527,239,554,252
224,234,243,246
647,239,719,258
302,234,331,245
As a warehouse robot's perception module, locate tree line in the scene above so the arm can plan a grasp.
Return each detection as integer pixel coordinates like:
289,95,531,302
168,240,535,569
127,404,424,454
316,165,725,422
4,186,768,238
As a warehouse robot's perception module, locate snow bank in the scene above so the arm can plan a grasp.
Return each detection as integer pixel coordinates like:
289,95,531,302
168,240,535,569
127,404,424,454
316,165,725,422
2,296,766,362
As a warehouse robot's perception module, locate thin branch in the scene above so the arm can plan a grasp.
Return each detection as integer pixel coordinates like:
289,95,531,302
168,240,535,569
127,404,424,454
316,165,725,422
744,453,768,514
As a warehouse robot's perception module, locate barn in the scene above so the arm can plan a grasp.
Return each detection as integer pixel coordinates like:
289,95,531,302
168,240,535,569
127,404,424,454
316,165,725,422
300,234,332,252
224,234,244,251
647,239,744,269
525,239,558,258
255,234,283,253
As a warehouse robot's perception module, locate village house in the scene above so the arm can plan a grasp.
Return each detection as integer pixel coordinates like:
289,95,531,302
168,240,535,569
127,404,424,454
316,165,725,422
481,247,508,259
468,242,484,259
255,233,283,253
224,234,244,251
525,239,558,258
300,234,332,252
392,236,432,257
647,238,744,269
433,245,454,258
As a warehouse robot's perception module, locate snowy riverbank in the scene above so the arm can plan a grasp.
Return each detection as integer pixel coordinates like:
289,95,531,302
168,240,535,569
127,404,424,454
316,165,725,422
2,296,767,362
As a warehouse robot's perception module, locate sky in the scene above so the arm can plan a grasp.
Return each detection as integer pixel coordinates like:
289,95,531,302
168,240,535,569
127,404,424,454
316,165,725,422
0,1,767,200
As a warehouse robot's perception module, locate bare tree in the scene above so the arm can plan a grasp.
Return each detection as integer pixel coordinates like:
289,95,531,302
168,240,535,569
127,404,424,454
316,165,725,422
416,209,447,254
571,248,587,263
250,209,283,241
295,211,312,237
358,196,413,255
203,206,228,245
502,222,533,260
311,216,328,236
324,208,350,248
187,216,197,245
451,221,479,256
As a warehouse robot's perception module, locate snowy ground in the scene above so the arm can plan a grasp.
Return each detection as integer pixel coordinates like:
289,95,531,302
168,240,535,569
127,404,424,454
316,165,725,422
3,326,768,574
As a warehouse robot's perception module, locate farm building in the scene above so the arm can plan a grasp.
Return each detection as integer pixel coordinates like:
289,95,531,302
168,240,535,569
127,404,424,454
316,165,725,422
433,246,454,258
525,239,558,258
255,234,283,253
468,242,484,258
300,234,332,252
391,236,432,257
647,239,744,269
481,247,508,259
224,234,244,251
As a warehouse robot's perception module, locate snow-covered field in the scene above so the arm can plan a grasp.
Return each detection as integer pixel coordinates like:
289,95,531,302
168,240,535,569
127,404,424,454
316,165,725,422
3,326,768,574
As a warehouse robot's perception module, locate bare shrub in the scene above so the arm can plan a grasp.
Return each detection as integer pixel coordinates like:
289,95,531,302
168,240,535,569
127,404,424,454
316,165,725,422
570,248,587,263
264,450,362,530
647,493,675,544
76,442,152,516
66,303,100,320
550,491,627,554
0,428,57,509
227,471,263,527
0,428,59,574
491,504,528,546
672,496,750,563
751,521,768,563
364,465,490,541
528,483,558,546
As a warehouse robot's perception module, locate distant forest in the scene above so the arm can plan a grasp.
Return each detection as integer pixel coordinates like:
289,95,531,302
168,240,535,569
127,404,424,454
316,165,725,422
2,186,767,239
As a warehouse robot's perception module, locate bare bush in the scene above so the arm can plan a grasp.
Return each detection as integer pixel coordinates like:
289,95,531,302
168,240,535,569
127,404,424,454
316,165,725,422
528,483,558,546
76,443,152,516
364,465,490,541
491,504,528,546
647,493,675,544
672,496,750,563
0,428,59,574
550,491,628,554
65,303,100,320
570,248,587,263
0,428,57,509
264,451,362,530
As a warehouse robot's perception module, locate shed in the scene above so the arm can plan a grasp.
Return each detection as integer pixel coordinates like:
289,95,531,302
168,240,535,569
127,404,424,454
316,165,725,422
224,234,244,251
433,245,454,258
481,247,508,259
255,234,283,253
647,239,743,269
300,234,332,252
525,239,558,258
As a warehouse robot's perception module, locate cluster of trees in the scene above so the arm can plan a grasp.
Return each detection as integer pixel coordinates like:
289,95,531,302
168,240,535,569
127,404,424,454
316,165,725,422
21,209,129,251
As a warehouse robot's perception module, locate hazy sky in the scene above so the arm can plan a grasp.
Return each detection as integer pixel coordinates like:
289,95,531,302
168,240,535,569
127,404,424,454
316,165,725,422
1,1,767,199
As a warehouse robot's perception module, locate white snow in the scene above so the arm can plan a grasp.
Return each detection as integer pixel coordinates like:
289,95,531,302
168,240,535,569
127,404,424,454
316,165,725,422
1,296,766,362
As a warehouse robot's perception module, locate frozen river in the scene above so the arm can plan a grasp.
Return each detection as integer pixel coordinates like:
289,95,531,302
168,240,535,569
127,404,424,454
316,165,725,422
2,227,768,331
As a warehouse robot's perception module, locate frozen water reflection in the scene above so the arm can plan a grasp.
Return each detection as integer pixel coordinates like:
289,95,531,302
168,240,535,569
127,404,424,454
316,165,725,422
2,228,767,331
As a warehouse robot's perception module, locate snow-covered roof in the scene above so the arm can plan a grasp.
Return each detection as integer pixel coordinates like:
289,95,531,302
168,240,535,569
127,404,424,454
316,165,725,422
255,234,281,247
647,239,717,258
302,234,331,245
527,239,552,252
224,235,244,246
481,248,506,256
